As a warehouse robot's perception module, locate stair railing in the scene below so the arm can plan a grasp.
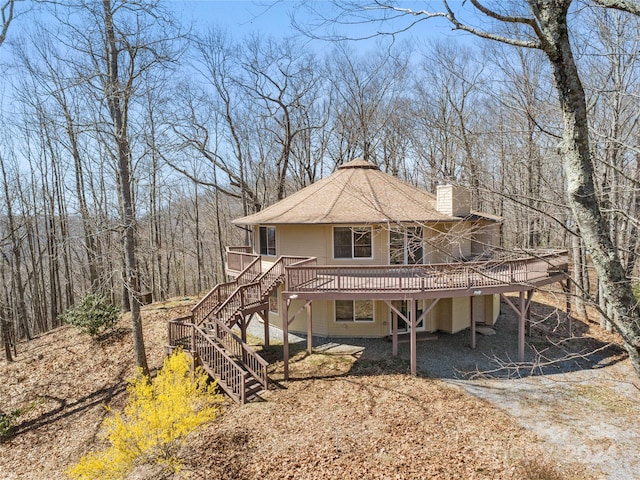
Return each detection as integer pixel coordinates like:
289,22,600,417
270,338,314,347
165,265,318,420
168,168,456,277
192,324,248,404
167,320,248,404
192,253,261,325
258,256,311,300
209,320,268,390
211,256,311,328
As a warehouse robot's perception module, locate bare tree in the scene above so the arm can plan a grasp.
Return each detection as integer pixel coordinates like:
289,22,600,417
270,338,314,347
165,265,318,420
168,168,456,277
411,41,487,207
326,42,410,168
44,0,184,373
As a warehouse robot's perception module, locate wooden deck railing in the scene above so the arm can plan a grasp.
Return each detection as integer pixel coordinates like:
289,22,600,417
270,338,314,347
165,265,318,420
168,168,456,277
285,250,568,294
212,281,264,327
207,321,269,390
167,317,194,351
192,253,261,325
168,318,248,404
192,325,248,404
211,255,313,328
227,245,253,253
260,256,312,294
227,248,261,274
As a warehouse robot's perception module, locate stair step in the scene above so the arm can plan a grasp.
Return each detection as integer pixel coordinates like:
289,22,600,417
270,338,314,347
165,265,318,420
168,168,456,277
244,381,265,400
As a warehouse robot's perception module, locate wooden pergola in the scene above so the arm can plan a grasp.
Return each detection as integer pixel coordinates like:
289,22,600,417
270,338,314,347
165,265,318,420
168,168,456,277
278,250,570,379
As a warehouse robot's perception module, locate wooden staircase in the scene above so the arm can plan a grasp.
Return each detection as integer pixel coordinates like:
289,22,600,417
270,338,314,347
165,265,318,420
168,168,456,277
167,254,307,404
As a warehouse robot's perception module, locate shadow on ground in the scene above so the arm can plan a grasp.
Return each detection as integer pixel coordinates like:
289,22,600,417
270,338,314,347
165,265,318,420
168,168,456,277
249,299,626,381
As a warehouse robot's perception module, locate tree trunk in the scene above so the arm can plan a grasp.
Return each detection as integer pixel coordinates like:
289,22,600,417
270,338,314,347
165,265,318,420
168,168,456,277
535,2,640,375
0,304,13,362
572,232,588,320
0,160,30,341
102,0,148,375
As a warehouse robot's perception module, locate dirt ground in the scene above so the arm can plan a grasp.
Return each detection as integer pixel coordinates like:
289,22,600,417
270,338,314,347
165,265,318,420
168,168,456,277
0,294,635,479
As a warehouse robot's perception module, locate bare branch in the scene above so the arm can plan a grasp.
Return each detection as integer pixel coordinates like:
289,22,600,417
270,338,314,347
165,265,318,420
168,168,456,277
462,340,619,380
592,0,640,16
0,0,15,48
442,0,542,49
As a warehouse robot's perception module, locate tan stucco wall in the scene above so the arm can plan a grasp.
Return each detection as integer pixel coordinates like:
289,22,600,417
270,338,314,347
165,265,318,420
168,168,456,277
277,225,329,263
256,220,496,264
267,294,497,338
471,222,500,254
269,299,389,338
433,295,497,333
492,294,500,325
257,224,390,266
424,222,476,263
448,222,472,259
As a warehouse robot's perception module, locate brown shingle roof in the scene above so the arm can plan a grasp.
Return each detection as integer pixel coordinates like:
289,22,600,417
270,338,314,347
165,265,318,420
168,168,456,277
233,159,500,225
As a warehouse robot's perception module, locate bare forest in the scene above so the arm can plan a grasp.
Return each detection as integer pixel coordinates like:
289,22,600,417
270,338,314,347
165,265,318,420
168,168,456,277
1,0,640,369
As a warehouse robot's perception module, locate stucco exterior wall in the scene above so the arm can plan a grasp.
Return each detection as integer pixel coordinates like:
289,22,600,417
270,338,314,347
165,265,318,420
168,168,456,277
471,223,500,255
257,220,494,265
267,293,497,338
277,225,329,263
448,222,472,259
492,294,500,324
269,299,389,337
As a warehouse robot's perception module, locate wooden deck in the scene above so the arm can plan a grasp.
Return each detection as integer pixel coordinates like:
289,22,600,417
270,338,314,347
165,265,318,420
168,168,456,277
228,248,569,300
225,248,570,379
283,251,568,300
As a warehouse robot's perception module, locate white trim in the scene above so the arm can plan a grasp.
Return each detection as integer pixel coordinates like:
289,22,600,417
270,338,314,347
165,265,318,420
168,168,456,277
332,225,374,260
334,299,375,323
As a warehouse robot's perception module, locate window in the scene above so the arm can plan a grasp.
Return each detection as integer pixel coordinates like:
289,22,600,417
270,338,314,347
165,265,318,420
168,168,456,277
389,227,423,265
406,226,424,264
269,289,279,313
335,300,374,322
333,227,372,259
259,226,276,256
389,229,405,265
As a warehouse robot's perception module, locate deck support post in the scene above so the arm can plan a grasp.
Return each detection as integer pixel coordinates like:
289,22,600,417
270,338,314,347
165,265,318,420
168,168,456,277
501,292,531,363
410,298,417,375
526,290,534,337
263,306,270,347
190,321,196,355
564,277,572,336
518,291,526,362
283,298,290,381
470,296,476,349
240,315,247,343
392,309,398,356
306,301,312,354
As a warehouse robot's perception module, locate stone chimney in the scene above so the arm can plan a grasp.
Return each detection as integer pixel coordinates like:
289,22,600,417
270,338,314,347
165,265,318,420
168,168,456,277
436,184,471,217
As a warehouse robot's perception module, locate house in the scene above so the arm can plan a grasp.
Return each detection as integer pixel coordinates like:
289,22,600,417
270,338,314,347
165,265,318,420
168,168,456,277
168,159,569,404
232,158,502,336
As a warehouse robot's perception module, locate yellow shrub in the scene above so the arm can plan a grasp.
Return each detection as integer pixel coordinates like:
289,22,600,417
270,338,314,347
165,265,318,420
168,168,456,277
68,350,223,480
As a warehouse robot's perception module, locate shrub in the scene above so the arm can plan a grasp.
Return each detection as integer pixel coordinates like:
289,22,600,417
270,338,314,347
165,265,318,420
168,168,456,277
67,350,223,479
60,294,120,338
0,408,21,439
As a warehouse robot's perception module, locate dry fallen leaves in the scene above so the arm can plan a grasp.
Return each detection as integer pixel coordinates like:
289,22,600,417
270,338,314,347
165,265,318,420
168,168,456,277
0,297,592,480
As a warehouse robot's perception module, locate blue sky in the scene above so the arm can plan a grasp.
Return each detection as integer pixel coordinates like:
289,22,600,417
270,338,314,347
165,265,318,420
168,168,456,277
175,1,309,39
172,0,470,49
